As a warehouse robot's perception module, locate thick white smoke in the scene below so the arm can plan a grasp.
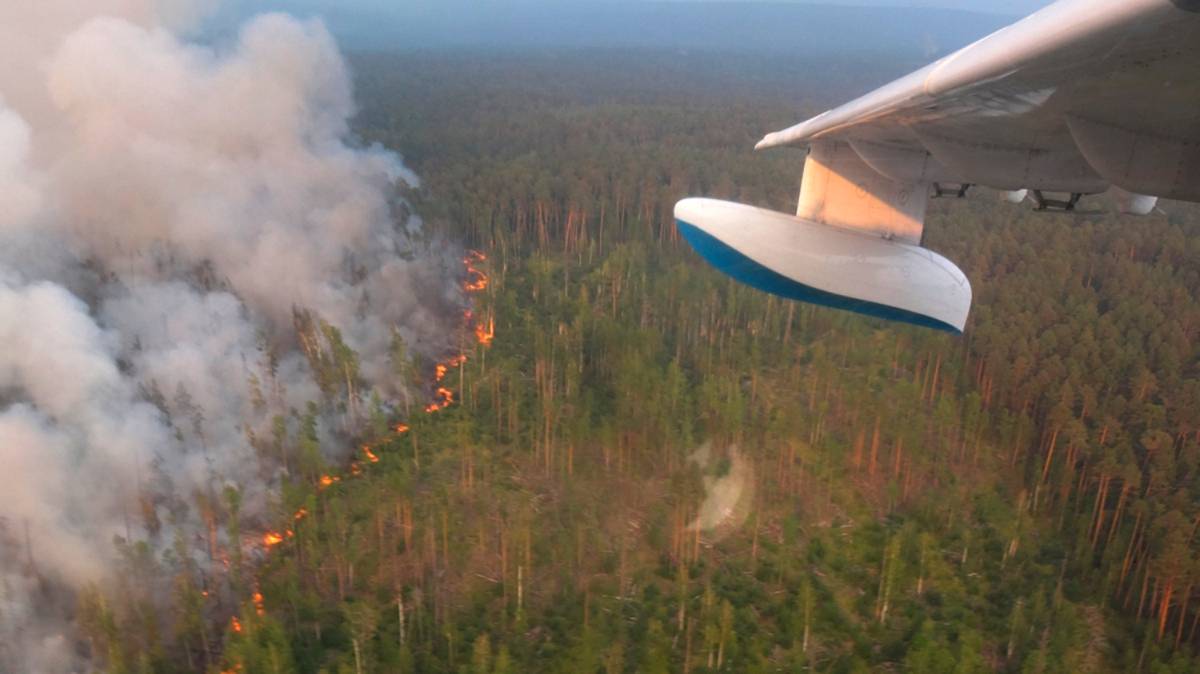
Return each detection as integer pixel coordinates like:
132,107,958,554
0,3,456,670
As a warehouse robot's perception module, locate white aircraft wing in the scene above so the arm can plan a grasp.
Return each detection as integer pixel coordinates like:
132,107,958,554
756,0,1200,203
675,0,1200,333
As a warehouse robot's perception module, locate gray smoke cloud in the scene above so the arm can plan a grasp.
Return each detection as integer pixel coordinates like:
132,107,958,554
0,2,456,670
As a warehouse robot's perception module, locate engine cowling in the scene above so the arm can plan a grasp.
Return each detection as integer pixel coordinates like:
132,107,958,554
675,198,972,333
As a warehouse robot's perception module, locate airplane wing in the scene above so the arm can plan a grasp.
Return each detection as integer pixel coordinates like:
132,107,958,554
755,0,1200,203
675,0,1200,333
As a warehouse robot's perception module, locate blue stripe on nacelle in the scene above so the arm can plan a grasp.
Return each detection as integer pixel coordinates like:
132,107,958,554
676,219,961,334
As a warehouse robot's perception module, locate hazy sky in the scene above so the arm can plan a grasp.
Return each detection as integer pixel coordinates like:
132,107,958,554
680,0,1053,12
233,1,1057,18
809,0,1053,12
209,0,1053,51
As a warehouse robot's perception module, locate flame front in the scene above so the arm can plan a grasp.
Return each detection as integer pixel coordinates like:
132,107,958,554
249,247,496,635
474,316,495,346
424,250,493,414
463,250,489,292
424,386,455,413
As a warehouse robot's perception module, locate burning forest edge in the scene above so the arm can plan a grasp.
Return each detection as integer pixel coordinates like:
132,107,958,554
0,6,491,670
243,250,495,660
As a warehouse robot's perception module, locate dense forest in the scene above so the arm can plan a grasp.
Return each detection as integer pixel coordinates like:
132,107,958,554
72,50,1200,673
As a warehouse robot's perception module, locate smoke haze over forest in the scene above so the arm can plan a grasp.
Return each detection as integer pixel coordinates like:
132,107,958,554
0,2,459,669
207,1,1015,54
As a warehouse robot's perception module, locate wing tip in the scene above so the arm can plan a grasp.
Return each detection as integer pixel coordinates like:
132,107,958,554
755,131,792,150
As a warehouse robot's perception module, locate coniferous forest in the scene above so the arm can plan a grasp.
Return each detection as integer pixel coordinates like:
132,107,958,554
80,50,1200,673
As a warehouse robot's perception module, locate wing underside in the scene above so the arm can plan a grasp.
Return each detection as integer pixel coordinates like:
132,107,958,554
757,0,1200,202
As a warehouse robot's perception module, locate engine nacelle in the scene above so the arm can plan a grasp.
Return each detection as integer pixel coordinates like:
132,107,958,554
675,198,972,333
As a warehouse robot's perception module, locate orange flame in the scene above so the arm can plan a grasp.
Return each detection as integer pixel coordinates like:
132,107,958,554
423,248,491,413
474,316,495,346
318,474,339,489
463,250,489,292
463,251,494,353
395,423,410,434
425,354,467,413
434,355,467,383
231,616,242,633
363,445,380,463
293,507,308,521
252,591,265,616
464,275,487,292
424,386,455,413
262,532,285,547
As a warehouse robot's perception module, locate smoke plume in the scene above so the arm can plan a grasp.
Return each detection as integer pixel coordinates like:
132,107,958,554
0,2,456,670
